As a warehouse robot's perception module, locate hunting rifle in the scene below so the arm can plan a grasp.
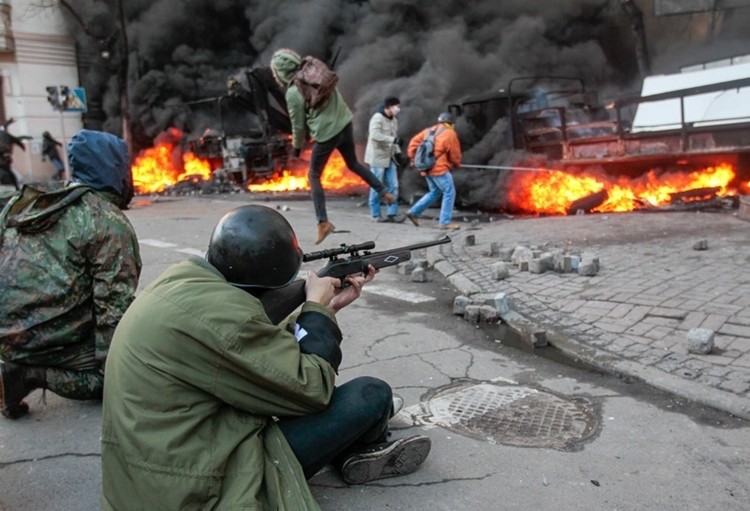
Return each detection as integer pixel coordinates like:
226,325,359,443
258,236,452,324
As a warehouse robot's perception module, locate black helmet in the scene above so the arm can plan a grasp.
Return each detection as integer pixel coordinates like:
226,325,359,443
207,205,303,289
437,112,454,124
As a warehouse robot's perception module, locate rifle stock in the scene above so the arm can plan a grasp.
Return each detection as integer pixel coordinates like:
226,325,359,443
258,236,451,324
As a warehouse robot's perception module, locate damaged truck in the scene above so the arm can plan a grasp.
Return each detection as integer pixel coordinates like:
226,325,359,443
189,67,292,185
450,58,750,213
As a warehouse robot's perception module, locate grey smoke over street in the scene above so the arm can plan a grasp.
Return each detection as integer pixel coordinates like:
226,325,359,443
59,0,750,208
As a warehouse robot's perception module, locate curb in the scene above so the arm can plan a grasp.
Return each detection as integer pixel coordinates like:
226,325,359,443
426,245,750,421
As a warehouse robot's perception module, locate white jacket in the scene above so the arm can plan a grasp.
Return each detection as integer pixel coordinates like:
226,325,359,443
364,110,400,168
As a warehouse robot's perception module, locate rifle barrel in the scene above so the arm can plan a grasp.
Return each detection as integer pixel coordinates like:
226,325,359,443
383,236,451,253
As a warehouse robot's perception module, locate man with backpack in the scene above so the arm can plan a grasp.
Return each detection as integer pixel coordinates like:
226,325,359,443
405,112,462,231
270,48,395,245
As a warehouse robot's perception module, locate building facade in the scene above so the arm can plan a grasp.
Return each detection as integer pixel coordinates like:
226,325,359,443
0,1,82,184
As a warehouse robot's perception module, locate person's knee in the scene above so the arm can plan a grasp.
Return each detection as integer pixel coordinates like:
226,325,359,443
346,376,392,416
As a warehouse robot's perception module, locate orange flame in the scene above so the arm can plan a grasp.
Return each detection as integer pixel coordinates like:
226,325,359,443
246,150,367,193
133,130,368,195
508,163,739,215
132,129,211,194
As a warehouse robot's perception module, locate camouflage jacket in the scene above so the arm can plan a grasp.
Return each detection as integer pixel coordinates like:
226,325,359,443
0,184,141,364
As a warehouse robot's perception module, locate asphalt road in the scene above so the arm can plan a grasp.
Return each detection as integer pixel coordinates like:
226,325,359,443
1,194,748,510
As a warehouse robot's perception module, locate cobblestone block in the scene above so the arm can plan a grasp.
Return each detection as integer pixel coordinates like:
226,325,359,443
511,246,534,266
578,254,600,277
692,239,709,250
410,267,429,283
491,261,510,280
464,304,481,324
398,258,428,275
485,242,500,257
570,255,580,271
497,247,515,262
472,292,510,315
529,252,554,273
687,328,715,354
479,305,500,323
529,256,552,274
452,295,472,315
464,234,476,246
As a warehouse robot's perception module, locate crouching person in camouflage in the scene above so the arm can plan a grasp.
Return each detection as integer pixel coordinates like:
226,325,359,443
0,130,142,419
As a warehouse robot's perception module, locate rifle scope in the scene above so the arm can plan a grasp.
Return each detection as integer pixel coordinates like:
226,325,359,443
303,241,376,262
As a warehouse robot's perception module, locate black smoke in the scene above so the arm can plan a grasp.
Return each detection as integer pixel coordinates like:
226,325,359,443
61,0,750,209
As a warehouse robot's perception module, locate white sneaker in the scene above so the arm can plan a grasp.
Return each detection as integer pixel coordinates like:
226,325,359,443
391,393,404,417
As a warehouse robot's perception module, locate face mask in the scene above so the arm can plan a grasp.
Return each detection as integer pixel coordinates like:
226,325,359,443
390,105,401,117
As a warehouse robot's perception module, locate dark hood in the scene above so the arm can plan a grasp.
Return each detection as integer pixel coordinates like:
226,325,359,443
68,130,132,208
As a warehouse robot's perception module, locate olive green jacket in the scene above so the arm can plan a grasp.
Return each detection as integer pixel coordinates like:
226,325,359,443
102,257,342,510
286,86,353,149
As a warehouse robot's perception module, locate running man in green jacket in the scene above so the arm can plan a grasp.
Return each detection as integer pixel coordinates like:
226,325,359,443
271,48,396,245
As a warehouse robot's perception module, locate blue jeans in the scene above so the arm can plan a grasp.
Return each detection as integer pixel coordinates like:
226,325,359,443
406,172,456,226
309,123,387,223
368,162,399,218
277,376,393,479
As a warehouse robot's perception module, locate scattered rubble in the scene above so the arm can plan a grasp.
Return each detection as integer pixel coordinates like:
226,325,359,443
692,239,709,250
687,328,715,354
155,175,246,196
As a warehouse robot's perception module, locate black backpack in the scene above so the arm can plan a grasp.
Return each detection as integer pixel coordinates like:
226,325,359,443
413,126,445,172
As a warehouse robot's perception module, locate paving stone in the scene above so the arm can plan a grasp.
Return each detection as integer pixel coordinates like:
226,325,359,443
452,295,471,316
687,328,715,354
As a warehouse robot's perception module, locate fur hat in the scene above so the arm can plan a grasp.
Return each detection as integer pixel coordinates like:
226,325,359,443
270,48,302,87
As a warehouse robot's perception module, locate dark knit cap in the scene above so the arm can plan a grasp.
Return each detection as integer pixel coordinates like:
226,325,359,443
384,96,400,108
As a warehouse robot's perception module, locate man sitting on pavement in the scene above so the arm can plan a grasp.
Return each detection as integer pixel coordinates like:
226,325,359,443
0,129,141,419
101,204,431,510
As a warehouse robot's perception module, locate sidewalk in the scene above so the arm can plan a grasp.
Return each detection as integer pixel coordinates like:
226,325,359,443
419,208,750,419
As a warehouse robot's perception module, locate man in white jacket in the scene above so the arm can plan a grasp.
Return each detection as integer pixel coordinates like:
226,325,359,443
364,96,406,223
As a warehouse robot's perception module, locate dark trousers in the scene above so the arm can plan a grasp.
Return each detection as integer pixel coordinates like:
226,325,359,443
277,376,393,479
309,122,386,222
0,164,18,189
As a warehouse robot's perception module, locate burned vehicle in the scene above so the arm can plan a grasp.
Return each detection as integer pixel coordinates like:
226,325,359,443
189,67,292,185
449,63,750,213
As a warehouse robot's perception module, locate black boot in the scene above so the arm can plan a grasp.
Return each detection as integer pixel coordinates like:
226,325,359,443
0,362,46,419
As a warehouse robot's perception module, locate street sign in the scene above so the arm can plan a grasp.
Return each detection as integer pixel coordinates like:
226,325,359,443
63,87,87,113
46,85,87,112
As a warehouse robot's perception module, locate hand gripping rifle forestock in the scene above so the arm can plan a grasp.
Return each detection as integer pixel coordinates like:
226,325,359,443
258,236,452,324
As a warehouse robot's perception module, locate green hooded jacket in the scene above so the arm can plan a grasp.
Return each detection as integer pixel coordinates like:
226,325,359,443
271,49,353,149
102,257,342,510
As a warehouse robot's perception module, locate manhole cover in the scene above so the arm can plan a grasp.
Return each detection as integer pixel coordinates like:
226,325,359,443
401,379,599,451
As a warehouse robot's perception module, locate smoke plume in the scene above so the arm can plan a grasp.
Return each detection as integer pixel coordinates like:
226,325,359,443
61,0,750,209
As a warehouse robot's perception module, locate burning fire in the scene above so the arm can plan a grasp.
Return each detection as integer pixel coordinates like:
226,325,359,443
507,163,741,215
132,132,366,195
246,150,366,193
132,128,211,194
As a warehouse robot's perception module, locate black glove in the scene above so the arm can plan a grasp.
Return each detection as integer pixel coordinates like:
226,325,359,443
292,147,301,158
393,137,402,146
